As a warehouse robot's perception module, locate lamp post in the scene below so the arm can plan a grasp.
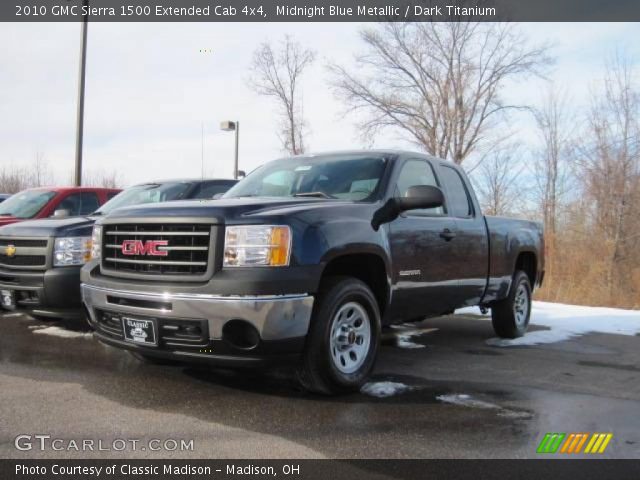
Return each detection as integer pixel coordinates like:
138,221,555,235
220,120,239,179
74,0,89,186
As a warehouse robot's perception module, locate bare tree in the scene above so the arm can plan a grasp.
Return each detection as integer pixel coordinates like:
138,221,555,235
330,22,550,164
0,153,53,193
474,146,525,216
248,35,316,155
82,169,124,188
0,166,33,193
533,88,573,236
577,53,640,302
32,151,51,187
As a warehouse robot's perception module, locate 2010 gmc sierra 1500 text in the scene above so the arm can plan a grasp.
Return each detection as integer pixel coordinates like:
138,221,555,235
81,151,544,394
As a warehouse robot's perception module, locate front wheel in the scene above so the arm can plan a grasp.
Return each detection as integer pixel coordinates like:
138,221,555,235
298,277,381,395
491,270,532,338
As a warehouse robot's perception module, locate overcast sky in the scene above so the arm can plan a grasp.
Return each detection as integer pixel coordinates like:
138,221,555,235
0,22,638,186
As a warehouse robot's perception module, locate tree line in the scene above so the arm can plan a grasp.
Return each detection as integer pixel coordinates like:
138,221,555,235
0,155,123,193
250,24,639,309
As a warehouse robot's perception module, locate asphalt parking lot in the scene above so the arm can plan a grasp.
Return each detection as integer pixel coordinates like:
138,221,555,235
1,310,639,459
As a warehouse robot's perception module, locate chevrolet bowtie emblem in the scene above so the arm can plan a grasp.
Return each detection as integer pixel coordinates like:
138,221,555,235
5,245,16,257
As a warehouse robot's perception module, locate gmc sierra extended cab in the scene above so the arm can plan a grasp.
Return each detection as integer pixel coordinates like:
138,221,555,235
0,179,236,320
81,151,544,394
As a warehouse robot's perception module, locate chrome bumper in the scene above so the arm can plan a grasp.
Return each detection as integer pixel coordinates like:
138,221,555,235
81,284,314,341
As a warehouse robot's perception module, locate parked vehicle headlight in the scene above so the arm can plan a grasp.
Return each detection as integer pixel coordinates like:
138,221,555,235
90,225,102,260
53,236,92,266
224,225,291,267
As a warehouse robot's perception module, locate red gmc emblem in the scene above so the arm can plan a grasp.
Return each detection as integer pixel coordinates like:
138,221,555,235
121,240,169,257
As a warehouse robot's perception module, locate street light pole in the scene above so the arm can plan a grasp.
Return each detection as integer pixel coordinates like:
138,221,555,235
233,121,239,180
220,120,240,179
74,0,89,187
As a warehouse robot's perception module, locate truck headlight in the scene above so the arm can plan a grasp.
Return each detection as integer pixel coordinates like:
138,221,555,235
90,225,102,260
53,236,92,266
224,225,291,267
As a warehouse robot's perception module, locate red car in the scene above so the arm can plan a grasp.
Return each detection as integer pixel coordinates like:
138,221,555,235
0,187,120,227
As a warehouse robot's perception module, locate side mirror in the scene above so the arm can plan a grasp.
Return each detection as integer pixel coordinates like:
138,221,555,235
371,185,444,231
395,185,444,212
52,209,70,218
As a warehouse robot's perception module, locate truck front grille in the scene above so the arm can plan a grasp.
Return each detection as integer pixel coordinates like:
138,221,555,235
95,310,124,339
0,239,48,248
0,237,49,270
101,224,212,277
0,255,46,267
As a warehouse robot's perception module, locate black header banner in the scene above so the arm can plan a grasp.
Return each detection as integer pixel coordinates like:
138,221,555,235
3,0,640,22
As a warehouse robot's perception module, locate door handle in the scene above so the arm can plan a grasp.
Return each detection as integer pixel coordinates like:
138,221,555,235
439,228,456,241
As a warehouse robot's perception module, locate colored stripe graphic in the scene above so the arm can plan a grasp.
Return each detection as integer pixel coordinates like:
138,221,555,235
573,433,589,453
585,433,613,454
540,432,613,454
537,433,566,453
559,433,589,453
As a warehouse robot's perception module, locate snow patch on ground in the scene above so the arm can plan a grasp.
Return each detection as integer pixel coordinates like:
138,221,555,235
3,312,23,318
361,381,412,398
389,327,438,349
28,325,48,330
436,393,500,410
437,393,532,419
32,326,93,339
396,335,426,349
458,301,640,347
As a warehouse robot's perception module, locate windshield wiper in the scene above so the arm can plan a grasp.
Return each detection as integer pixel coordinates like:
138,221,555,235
90,211,103,216
293,191,335,199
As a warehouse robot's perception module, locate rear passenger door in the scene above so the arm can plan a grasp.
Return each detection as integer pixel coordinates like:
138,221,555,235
387,158,459,320
436,164,490,308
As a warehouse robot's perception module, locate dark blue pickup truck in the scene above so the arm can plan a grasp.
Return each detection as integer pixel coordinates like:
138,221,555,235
81,152,544,394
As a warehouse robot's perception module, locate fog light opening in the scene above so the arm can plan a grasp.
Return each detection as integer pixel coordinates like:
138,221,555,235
222,320,261,350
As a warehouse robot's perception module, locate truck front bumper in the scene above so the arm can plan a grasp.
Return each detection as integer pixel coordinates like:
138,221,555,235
81,284,314,364
0,267,84,320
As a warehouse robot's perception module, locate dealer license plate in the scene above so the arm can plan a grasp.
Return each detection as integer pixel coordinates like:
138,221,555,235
122,317,157,345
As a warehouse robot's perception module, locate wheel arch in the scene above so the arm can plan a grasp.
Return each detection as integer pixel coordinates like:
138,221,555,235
319,247,391,317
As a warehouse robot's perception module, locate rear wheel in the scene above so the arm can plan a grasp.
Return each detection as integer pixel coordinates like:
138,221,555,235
298,277,380,395
491,270,532,338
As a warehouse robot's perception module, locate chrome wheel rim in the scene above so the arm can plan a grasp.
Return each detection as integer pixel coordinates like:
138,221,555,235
513,283,529,327
330,302,371,374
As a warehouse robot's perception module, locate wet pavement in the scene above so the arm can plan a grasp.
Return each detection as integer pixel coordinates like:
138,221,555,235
0,311,639,459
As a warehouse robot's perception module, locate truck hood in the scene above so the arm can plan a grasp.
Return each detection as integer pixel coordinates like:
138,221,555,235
0,216,97,237
104,197,369,223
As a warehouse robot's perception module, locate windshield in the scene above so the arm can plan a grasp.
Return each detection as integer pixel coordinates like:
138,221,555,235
95,182,192,215
0,190,57,218
223,155,387,201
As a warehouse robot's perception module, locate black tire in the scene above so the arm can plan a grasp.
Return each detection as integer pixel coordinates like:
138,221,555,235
491,270,532,338
129,351,182,366
298,276,381,395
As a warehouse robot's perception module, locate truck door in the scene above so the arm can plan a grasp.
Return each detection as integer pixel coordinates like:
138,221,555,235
387,158,459,320
436,164,490,308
